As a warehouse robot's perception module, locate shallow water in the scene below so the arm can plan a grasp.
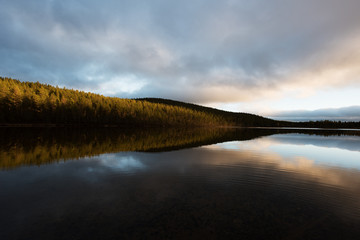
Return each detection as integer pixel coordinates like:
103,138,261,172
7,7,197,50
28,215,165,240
1,128,360,239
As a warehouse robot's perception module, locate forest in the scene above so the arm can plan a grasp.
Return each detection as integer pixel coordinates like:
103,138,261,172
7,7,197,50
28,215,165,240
0,77,228,126
0,77,277,127
1,77,359,128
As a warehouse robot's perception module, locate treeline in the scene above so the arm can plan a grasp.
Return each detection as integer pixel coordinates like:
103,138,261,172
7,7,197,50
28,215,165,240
0,77,227,126
1,77,360,128
139,98,280,127
138,98,360,129
291,120,360,129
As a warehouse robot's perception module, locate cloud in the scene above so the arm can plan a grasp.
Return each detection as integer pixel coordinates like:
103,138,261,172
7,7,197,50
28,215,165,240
1,0,360,104
269,106,360,121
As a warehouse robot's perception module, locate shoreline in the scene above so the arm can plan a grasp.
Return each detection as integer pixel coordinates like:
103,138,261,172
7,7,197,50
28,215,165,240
1,123,360,131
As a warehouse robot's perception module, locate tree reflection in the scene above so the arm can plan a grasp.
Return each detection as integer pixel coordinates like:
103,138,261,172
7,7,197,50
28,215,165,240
1,127,359,169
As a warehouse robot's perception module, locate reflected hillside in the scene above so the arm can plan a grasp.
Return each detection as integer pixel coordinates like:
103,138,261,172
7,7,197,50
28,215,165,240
1,127,360,169
0,127,259,169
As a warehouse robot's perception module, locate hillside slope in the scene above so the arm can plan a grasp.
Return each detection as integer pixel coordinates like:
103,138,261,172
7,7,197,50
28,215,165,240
138,98,281,127
0,77,277,127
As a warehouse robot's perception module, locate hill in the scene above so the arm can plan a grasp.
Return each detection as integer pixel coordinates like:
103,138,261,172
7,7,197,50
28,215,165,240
1,77,359,128
0,77,279,127
137,98,281,127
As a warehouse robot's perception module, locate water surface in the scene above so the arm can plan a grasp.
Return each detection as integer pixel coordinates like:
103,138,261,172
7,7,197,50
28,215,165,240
1,128,360,239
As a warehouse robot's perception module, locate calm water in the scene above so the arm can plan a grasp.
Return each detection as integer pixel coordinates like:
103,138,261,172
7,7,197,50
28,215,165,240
1,128,360,239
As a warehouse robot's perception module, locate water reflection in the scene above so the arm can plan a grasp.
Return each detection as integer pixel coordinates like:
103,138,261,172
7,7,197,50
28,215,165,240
269,133,360,152
212,135,360,169
1,127,360,169
1,128,360,239
206,141,360,196
99,155,146,173
0,127,237,169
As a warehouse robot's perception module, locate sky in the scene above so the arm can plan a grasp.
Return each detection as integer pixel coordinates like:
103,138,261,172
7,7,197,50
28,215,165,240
1,0,360,120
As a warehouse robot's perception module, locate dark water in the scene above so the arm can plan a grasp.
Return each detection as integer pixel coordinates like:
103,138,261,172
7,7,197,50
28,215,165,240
1,128,360,239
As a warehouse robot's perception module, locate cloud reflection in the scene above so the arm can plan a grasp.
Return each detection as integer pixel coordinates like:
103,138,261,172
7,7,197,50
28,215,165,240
99,154,146,173
2,132,360,238
208,134,360,168
203,135,360,192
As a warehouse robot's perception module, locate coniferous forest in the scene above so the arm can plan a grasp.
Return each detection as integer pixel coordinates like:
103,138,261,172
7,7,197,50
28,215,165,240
0,77,227,126
1,77,360,128
0,77,276,126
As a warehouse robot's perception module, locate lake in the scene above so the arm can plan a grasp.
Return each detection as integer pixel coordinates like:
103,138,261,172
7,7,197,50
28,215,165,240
1,127,360,239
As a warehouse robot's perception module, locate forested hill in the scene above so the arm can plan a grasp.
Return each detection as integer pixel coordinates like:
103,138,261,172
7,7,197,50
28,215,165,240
0,77,278,127
138,98,280,127
1,77,359,128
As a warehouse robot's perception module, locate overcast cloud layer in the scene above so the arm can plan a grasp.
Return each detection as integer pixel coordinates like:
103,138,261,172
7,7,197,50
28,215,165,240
1,0,360,115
